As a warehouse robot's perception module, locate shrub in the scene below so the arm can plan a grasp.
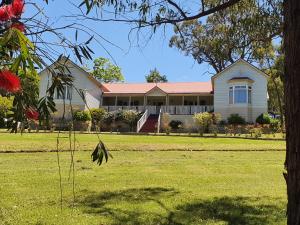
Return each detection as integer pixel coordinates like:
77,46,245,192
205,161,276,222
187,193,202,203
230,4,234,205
256,113,271,125
270,118,281,133
193,112,213,136
161,113,171,134
169,120,183,131
227,114,246,125
90,108,107,123
122,110,140,131
0,96,13,128
250,127,262,139
73,110,91,122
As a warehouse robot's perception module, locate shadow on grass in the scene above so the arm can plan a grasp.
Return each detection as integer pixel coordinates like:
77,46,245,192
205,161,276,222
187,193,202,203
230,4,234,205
78,188,285,225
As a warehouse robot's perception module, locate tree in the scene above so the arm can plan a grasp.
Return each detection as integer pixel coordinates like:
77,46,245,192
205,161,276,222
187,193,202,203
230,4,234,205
145,68,167,82
169,0,282,73
92,57,124,83
283,0,300,223
266,51,284,128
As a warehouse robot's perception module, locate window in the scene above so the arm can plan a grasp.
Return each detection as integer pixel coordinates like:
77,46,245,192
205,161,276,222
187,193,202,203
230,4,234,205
234,85,247,103
56,85,72,100
229,87,233,104
229,85,251,104
248,86,252,104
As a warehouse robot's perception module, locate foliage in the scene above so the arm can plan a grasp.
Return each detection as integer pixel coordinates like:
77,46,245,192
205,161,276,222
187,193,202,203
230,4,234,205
90,108,107,123
193,112,213,136
73,110,92,122
0,96,13,127
169,0,282,72
266,50,284,117
161,113,171,134
250,127,263,139
91,140,112,165
270,118,281,133
169,120,182,130
256,113,271,125
121,110,140,131
92,57,124,83
227,114,246,125
145,68,167,83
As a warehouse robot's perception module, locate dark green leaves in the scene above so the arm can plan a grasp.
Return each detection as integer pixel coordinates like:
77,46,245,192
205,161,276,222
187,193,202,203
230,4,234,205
91,141,112,166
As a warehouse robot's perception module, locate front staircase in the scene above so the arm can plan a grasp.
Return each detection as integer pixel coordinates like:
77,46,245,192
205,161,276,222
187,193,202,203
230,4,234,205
139,114,159,133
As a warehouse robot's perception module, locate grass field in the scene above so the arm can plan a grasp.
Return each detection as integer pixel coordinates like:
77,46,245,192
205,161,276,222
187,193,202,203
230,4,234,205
0,133,287,225
0,132,285,152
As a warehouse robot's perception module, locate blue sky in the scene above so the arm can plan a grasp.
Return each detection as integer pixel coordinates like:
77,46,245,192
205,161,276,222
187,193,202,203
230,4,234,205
26,1,213,83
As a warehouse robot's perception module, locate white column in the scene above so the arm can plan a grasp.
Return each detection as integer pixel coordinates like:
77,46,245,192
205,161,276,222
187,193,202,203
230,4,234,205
129,96,132,106
144,95,147,106
182,96,185,105
197,96,200,105
115,96,118,106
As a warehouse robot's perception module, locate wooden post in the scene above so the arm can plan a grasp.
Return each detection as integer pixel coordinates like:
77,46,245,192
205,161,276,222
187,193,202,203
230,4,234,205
115,96,118,106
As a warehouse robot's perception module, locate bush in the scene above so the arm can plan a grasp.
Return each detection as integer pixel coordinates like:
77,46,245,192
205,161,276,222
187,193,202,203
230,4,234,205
169,120,183,131
0,96,13,128
256,113,271,125
270,118,281,133
90,108,107,123
161,113,171,134
227,114,246,125
193,112,213,136
73,110,91,122
250,127,262,139
122,110,140,131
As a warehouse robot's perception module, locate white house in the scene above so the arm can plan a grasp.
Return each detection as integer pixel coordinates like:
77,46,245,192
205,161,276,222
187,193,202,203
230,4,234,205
39,57,268,131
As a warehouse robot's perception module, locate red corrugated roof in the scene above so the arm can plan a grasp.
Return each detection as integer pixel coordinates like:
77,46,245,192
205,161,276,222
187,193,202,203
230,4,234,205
101,82,212,94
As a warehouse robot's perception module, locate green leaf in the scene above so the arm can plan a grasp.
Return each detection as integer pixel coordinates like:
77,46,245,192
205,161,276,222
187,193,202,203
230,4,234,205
91,141,112,166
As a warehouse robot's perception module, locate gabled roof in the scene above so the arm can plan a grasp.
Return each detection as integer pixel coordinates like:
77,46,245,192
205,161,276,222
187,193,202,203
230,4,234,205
211,59,269,89
39,56,102,89
211,59,269,81
101,82,212,94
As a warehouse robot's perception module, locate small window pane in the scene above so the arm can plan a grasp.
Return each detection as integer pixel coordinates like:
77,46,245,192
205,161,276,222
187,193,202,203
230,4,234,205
248,86,252,104
229,87,233,104
234,86,247,103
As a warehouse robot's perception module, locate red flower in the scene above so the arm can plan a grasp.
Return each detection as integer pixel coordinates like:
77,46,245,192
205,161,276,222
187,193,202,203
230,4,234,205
25,108,39,120
0,0,24,21
10,22,25,32
0,5,13,21
0,70,21,93
11,0,24,18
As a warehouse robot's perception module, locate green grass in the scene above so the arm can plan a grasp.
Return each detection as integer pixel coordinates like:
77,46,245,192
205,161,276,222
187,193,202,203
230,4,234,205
0,132,285,152
0,133,287,224
0,151,286,225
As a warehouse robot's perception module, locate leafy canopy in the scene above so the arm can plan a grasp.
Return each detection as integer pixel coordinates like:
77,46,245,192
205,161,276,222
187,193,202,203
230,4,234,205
92,57,124,83
169,0,282,72
145,68,167,83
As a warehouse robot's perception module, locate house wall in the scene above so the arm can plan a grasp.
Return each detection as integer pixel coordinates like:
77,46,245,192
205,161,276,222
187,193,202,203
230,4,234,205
39,60,102,119
213,61,268,122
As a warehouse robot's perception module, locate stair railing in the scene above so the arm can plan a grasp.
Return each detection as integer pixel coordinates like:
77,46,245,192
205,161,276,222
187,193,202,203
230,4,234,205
157,108,162,133
136,109,149,133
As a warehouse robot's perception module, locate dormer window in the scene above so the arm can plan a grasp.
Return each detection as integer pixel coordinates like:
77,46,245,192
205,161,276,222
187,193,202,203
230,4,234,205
229,85,252,104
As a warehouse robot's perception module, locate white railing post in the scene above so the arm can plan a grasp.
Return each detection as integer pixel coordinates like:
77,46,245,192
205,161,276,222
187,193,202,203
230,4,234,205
136,109,149,133
157,108,162,133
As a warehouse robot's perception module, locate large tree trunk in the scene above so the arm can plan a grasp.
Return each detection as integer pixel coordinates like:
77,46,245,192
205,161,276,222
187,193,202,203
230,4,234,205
284,0,300,224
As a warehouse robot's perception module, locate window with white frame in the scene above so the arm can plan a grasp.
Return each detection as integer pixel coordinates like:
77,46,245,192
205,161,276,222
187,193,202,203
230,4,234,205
229,85,252,104
56,85,72,100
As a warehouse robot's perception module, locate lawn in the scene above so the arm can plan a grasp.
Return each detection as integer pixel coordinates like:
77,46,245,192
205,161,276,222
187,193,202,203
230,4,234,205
0,133,287,225
0,132,285,152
